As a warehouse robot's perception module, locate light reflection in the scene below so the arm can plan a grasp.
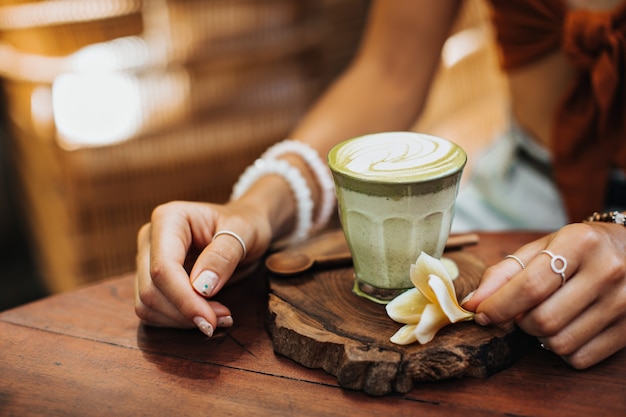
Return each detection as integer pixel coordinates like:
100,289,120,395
0,0,141,29
53,73,142,149
68,36,152,73
441,27,486,68
52,69,190,149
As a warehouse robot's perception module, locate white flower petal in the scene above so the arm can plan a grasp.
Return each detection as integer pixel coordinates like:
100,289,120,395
441,257,459,281
414,251,451,281
410,251,451,304
388,252,475,346
428,274,474,323
390,323,418,345
414,303,450,344
385,288,427,324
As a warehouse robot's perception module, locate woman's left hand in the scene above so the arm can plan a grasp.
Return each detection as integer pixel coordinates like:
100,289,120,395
463,222,626,369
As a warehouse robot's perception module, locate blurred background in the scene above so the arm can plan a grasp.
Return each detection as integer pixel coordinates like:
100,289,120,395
0,0,507,311
0,0,370,310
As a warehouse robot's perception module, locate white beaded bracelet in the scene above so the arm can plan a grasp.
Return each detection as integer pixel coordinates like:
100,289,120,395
261,140,336,233
230,158,313,245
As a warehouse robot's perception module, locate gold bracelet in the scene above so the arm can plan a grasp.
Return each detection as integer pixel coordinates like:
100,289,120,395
585,211,626,226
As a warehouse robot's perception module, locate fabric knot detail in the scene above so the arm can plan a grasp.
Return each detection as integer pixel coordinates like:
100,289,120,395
561,7,624,130
563,10,617,69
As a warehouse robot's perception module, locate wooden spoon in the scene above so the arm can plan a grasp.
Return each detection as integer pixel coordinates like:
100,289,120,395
265,230,479,277
266,250,352,276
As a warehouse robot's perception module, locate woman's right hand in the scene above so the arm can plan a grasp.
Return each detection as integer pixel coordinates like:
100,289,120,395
134,200,273,337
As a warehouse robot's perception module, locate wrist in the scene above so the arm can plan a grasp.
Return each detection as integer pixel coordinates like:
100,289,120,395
231,158,313,245
235,173,297,242
261,139,335,234
230,140,336,248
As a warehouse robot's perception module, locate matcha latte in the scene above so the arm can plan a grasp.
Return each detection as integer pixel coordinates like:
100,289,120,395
328,132,466,303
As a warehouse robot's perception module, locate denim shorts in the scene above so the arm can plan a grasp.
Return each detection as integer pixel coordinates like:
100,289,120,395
451,119,626,233
451,120,567,233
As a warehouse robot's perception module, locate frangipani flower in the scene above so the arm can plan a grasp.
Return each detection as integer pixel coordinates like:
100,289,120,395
386,252,474,345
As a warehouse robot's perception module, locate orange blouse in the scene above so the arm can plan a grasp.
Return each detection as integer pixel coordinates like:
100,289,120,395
487,0,626,222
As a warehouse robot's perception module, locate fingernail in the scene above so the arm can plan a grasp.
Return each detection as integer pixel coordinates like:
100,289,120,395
193,316,214,337
192,270,219,297
474,312,491,326
461,290,475,306
217,315,234,328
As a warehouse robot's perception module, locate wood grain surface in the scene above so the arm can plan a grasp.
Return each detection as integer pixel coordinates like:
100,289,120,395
267,247,530,396
2,232,626,416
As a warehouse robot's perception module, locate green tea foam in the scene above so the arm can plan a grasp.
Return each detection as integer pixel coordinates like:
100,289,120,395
328,132,466,183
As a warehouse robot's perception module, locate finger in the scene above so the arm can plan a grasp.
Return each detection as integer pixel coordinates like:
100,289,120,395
560,317,626,369
190,228,250,298
137,297,233,329
136,272,203,328
136,271,240,329
462,253,529,311
525,273,625,354
531,299,608,357
515,267,598,338
149,204,222,335
210,301,234,328
540,312,626,370
135,223,199,327
476,234,582,325
136,300,189,328
462,236,549,311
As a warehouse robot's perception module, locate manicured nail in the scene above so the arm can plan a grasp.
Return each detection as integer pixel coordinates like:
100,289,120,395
192,270,219,297
193,316,214,337
461,290,475,306
474,312,491,326
217,316,234,328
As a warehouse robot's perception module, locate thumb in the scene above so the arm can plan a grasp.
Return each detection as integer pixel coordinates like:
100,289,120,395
189,230,248,298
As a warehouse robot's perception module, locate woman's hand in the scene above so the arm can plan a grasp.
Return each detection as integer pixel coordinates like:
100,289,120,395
463,222,626,369
134,200,273,337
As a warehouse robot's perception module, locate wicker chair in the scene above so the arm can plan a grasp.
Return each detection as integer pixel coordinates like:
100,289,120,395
0,0,369,292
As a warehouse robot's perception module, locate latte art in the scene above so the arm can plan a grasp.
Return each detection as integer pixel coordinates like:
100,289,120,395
330,132,466,182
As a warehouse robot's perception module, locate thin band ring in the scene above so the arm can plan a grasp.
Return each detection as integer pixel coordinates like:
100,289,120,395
540,250,567,286
505,254,526,270
213,230,247,261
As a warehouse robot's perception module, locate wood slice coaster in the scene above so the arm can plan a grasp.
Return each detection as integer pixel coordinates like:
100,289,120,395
266,250,530,396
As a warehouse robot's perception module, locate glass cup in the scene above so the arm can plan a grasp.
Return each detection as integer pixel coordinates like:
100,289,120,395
327,131,467,304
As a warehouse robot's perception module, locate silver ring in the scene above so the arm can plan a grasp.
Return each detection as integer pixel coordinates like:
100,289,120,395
505,254,526,270
213,230,247,261
540,250,567,286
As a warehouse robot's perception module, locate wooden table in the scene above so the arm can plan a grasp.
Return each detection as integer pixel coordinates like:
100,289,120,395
1,232,625,417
